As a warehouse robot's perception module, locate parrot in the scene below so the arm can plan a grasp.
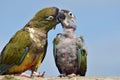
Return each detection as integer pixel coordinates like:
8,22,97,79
53,9,87,77
0,7,65,77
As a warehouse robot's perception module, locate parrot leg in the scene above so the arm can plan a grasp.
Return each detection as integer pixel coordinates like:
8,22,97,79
20,73,31,78
30,71,45,77
59,73,77,78
68,73,77,78
32,71,45,77
19,71,45,78
58,74,66,77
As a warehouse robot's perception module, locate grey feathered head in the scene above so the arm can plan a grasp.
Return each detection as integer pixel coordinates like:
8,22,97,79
58,9,76,30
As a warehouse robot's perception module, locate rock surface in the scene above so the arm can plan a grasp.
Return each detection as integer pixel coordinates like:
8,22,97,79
0,75,120,80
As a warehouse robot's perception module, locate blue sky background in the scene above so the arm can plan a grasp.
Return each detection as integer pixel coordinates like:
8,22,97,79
0,0,120,76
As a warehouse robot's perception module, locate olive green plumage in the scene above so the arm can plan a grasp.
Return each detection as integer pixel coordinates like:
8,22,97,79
1,30,30,65
77,37,87,76
0,29,30,74
0,7,60,75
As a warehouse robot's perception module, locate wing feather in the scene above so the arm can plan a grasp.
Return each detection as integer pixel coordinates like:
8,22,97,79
0,29,30,74
77,36,87,76
53,33,61,60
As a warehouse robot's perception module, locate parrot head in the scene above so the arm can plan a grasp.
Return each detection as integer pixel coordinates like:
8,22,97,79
27,7,65,32
58,9,76,30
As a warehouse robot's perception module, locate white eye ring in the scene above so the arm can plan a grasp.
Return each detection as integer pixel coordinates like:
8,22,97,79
46,16,54,20
68,12,74,17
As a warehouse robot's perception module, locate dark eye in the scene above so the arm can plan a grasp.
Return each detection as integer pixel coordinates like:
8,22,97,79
69,13,72,16
68,12,74,17
46,16,54,20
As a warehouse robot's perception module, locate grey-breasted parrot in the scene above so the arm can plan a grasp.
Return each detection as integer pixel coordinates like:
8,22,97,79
53,10,87,77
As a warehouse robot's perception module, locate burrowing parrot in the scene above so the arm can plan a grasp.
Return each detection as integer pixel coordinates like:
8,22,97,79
53,10,87,77
0,7,65,77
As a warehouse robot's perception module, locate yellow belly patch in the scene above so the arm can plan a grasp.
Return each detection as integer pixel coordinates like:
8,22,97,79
6,49,45,74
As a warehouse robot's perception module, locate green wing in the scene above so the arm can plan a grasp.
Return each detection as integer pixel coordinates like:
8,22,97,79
53,34,61,60
0,29,30,74
77,36,87,76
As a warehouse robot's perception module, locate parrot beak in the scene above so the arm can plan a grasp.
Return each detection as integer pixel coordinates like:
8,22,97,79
53,10,66,30
58,9,76,30
57,10,68,28
57,10,66,23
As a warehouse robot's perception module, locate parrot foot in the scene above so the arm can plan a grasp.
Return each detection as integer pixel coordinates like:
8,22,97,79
58,74,66,77
20,73,31,78
31,71,45,77
68,73,76,78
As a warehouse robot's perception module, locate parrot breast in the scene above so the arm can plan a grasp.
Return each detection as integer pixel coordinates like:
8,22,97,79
26,27,46,49
56,33,80,74
6,27,47,74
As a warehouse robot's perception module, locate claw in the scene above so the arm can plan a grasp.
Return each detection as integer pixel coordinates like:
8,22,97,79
32,71,45,77
20,73,31,78
68,73,76,78
58,74,66,77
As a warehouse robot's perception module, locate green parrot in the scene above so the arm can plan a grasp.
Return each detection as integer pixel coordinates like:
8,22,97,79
0,7,64,77
53,9,87,77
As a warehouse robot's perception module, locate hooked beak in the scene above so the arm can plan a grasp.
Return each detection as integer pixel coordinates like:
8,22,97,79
53,10,66,30
57,10,76,30
57,10,66,23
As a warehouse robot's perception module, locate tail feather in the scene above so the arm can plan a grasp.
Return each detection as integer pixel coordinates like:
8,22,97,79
0,63,14,75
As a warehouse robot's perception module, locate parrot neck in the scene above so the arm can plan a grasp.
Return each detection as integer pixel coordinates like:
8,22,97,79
24,21,50,34
63,28,75,33
63,28,75,38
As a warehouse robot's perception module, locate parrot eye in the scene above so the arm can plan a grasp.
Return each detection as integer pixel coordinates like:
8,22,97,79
46,16,54,20
68,12,74,17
